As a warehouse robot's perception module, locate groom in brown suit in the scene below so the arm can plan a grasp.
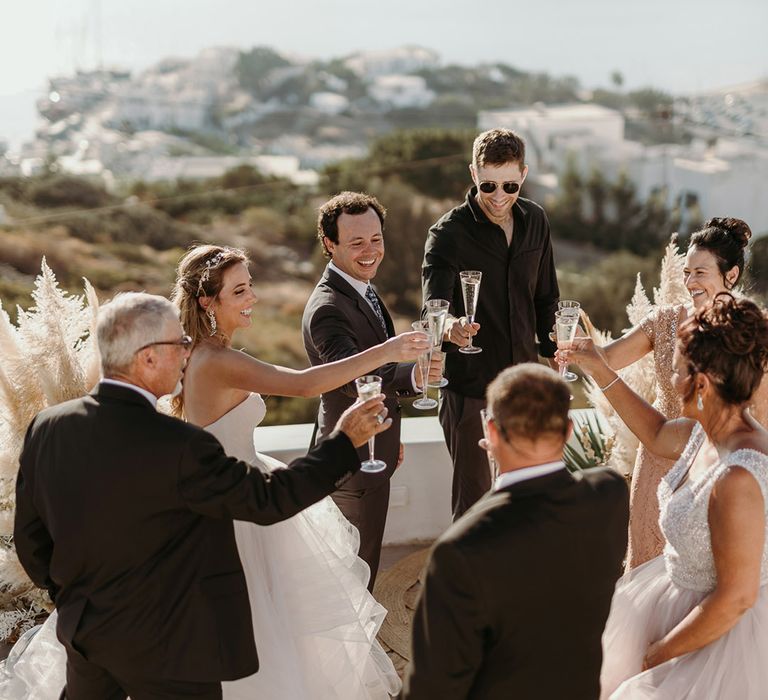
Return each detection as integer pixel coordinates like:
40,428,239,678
403,364,629,700
302,191,435,590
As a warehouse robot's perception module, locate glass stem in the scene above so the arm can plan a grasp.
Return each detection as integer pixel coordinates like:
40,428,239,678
368,436,375,462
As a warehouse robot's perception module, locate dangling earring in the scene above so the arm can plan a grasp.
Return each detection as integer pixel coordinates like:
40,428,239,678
697,392,704,411
207,307,217,336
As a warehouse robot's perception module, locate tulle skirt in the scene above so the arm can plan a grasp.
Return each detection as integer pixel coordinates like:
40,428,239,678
0,453,400,700
224,452,400,699
0,615,65,699
601,555,768,699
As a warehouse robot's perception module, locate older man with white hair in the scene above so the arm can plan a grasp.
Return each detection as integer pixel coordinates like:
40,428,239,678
14,292,388,700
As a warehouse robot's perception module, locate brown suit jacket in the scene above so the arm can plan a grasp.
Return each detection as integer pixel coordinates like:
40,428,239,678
302,265,417,490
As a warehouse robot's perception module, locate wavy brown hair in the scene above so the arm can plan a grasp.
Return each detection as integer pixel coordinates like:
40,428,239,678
678,293,768,406
169,244,249,416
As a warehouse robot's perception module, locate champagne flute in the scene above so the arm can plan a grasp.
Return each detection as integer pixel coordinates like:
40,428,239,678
459,270,482,355
425,299,449,388
558,299,581,320
411,321,438,410
480,408,498,480
354,375,387,473
555,311,579,383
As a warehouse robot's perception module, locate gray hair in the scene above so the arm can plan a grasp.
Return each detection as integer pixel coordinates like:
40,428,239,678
97,292,179,376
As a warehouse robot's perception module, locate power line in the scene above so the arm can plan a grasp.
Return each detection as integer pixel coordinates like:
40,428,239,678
6,151,468,226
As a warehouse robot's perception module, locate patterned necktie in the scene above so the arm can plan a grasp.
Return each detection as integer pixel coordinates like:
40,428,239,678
365,285,388,337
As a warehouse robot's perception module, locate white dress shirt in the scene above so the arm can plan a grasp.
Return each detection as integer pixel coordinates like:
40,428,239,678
493,460,567,492
328,261,379,313
100,378,158,409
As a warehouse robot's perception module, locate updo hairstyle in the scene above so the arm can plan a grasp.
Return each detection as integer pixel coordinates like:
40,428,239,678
688,217,752,289
678,294,768,406
170,244,249,344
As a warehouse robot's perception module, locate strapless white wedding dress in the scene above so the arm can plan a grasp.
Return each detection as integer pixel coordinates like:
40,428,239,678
0,393,400,699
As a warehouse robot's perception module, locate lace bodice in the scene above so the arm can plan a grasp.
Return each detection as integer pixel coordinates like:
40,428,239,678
203,393,266,464
659,424,768,592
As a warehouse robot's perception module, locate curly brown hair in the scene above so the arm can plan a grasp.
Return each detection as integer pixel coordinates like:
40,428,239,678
678,294,768,406
316,191,386,258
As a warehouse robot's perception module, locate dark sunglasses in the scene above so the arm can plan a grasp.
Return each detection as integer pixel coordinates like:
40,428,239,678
478,181,521,195
136,335,193,353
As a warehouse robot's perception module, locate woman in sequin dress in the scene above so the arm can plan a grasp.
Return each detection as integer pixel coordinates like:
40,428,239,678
589,217,767,569
565,295,768,699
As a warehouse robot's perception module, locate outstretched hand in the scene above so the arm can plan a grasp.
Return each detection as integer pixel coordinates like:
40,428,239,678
445,316,480,347
385,331,431,362
555,337,609,377
335,394,392,448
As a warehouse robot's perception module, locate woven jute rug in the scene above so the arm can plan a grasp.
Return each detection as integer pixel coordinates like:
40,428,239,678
374,547,431,678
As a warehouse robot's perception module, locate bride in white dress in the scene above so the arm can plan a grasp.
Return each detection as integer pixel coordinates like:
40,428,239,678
565,294,768,699
0,244,430,699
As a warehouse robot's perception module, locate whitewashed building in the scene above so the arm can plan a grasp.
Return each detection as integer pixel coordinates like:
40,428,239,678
480,104,768,236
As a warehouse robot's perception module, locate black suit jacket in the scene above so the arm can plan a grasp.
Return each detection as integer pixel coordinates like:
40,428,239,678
302,265,416,490
403,467,629,700
14,382,360,683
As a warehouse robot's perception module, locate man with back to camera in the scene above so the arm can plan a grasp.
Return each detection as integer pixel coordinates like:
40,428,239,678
403,363,629,700
422,128,561,519
14,291,390,700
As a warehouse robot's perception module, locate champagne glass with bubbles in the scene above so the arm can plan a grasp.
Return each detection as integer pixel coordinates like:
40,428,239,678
354,375,387,473
459,271,482,355
558,299,581,319
411,321,438,410
555,311,580,382
425,299,449,388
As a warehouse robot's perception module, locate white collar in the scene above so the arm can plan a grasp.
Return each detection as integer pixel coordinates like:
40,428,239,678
328,261,372,300
100,378,158,409
493,460,567,491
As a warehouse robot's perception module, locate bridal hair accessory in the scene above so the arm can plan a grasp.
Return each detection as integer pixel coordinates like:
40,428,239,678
196,251,226,297
697,392,704,411
207,307,217,335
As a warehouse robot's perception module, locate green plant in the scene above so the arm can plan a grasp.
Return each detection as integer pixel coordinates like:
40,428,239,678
564,412,615,471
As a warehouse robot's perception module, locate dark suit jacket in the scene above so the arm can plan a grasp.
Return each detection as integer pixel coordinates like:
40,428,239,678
14,382,359,683
403,466,629,700
302,265,416,490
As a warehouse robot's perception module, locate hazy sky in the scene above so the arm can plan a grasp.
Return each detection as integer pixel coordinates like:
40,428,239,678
2,0,766,144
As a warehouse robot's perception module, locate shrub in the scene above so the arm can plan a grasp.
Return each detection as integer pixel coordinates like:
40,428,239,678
26,176,114,209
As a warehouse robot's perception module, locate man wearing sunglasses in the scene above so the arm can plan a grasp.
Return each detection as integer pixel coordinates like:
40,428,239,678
422,128,560,520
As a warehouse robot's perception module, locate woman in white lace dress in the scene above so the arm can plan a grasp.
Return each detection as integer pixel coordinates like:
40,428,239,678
564,294,768,698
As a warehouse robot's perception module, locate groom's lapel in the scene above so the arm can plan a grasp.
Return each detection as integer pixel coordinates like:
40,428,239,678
324,267,389,343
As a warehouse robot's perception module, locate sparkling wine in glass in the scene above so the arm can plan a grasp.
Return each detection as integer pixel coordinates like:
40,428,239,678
555,312,579,383
354,375,387,473
411,321,438,410
425,299,449,388
459,271,482,355
558,299,581,320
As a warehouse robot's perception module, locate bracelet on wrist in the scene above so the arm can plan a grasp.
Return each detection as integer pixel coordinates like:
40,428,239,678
599,375,621,392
